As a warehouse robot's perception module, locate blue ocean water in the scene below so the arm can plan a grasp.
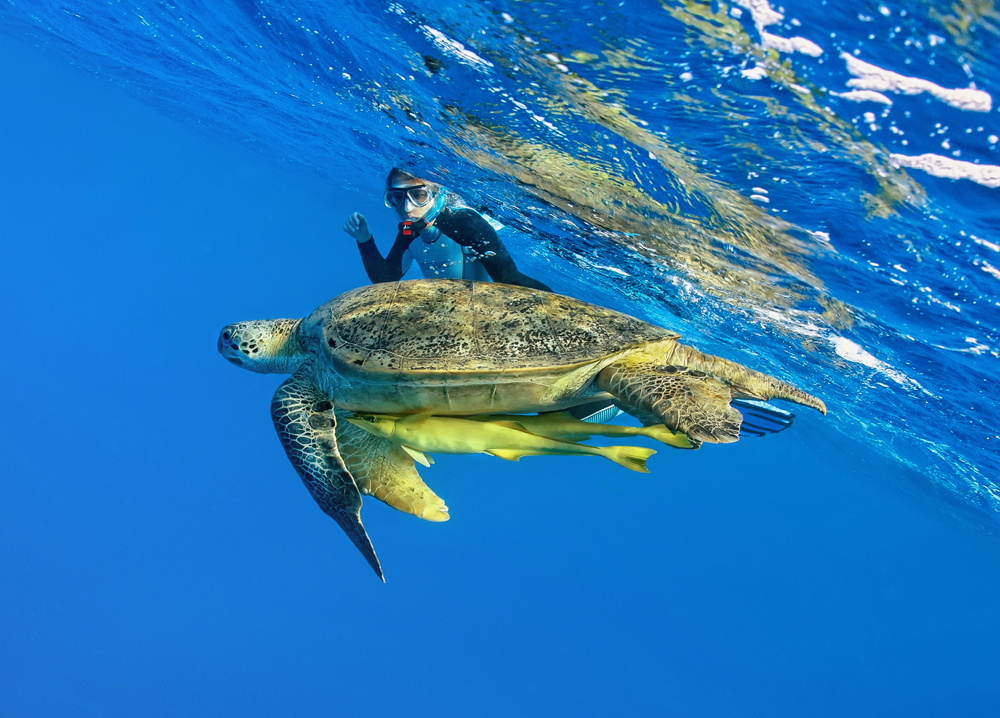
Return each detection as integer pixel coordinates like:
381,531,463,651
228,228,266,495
1,1,999,715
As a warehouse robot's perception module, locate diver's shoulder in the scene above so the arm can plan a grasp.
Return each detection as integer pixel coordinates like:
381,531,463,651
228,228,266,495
439,206,490,230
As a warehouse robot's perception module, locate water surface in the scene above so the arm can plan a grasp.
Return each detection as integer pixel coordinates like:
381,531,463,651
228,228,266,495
1,1,999,715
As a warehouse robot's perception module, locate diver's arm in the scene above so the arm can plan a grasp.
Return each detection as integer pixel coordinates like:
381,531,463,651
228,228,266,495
355,231,414,283
400,248,414,277
344,212,412,283
438,209,553,292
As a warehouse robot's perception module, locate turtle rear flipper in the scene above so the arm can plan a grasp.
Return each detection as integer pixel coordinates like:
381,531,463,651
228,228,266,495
651,342,828,415
335,410,449,522
598,361,742,444
271,365,384,581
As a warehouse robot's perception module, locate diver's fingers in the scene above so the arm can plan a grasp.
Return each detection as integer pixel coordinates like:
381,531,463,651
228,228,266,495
343,212,363,234
343,212,372,242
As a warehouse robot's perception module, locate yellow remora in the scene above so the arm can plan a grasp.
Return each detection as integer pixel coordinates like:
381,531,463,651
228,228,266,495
345,413,656,473
468,411,694,449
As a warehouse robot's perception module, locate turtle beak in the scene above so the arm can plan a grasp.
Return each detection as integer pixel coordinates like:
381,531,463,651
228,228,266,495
217,328,243,365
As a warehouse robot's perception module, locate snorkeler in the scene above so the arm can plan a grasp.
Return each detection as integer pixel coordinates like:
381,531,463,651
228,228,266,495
341,168,792,435
342,167,552,291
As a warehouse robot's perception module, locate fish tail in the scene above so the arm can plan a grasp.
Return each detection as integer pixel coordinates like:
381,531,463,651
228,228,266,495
603,445,656,473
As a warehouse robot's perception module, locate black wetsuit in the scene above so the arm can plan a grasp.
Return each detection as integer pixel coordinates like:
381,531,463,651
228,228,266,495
357,207,552,292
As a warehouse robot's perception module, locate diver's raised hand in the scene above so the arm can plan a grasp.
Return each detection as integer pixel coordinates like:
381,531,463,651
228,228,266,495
343,212,372,243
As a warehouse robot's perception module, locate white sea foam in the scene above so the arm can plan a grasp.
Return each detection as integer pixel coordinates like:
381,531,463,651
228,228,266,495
981,261,1000,281
592,264,631,277
842,53,992,112
741,64,768,80
421,26,494,72
830,336,924,390
959,337,992,355
831,89,893,105
734,0,823,56
890,153,1000,188
761,32,823,57
756,308,825,339
734,0,782,27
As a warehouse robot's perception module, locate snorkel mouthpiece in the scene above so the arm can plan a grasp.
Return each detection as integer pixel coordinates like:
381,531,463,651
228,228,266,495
400,219,422,237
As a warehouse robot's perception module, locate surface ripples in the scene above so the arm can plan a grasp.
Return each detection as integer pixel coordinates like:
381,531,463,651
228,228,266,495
4,0,999,522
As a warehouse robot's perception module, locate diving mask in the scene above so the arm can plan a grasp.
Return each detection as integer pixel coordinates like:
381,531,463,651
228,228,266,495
384,185,433,209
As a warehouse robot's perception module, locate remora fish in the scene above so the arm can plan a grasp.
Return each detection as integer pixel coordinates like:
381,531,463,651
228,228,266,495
468,411,694,449
346,413,656,473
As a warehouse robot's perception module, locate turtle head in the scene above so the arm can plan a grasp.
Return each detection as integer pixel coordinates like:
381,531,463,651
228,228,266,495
218,318,304,374
345,413,399,439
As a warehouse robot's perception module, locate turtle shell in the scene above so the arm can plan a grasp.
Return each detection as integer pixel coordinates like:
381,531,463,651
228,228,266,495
305,279,678,375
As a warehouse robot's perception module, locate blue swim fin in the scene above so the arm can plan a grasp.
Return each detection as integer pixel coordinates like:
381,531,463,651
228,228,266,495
565,400,622,424
565,398,794,435
731,399,796,437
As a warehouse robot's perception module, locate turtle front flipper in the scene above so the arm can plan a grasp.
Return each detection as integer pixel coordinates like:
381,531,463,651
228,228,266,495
598,361,742,444
271,365,383,581
334,409,450,522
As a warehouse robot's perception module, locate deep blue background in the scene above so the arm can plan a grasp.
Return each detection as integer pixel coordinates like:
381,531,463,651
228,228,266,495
3,35,1000,717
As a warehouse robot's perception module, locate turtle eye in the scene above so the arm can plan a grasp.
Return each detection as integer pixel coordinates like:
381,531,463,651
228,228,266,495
365,416,376,423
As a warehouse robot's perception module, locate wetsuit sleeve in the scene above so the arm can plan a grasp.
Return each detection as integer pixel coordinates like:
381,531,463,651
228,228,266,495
356,231,414,284
436,209,553,292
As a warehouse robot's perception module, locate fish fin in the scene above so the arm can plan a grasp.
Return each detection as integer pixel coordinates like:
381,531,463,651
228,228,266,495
485,448,529,462
467,414,531,431
488,419,532,433
401,444,434,467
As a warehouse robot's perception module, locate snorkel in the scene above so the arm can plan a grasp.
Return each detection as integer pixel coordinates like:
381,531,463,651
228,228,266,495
403,187,447,244
422,187,447,226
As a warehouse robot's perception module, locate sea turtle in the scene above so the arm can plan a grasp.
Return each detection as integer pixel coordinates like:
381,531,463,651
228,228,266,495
218,279,826,580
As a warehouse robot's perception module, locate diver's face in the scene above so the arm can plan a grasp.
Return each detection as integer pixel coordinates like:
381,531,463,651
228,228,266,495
388,177,436,221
